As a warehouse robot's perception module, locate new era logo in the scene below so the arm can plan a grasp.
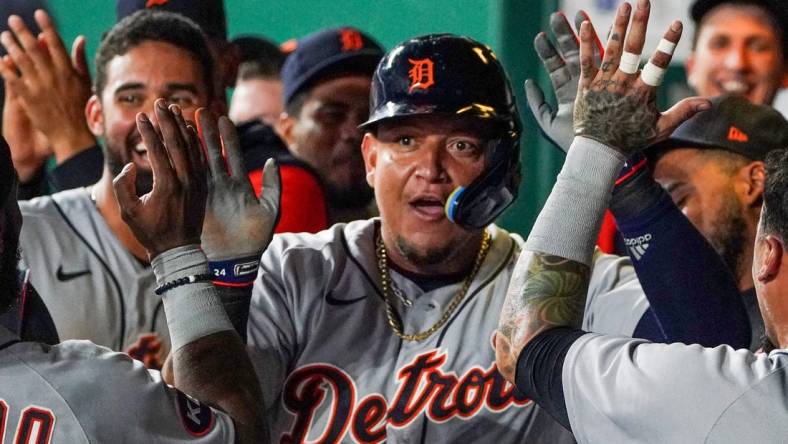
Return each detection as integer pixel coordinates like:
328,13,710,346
727,126,749,143
624,233,652,261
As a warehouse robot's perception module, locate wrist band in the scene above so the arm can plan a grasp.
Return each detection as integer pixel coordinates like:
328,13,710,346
619,51,641,74
209,256,260,286
155,273,213,295
525,137,625,264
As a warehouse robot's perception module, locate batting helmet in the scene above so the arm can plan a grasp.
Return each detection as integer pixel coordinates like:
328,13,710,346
360,34,521,229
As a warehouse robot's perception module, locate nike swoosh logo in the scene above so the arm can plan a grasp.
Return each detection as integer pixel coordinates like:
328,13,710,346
56,266,91,282
325,291,367,306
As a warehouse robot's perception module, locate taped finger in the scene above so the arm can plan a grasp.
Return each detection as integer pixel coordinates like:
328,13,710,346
640,61,666,86
619,51,641,74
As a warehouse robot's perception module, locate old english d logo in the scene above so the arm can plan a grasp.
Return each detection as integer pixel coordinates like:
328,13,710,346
145,0,170,7
408,58,435,93
340,29,364,52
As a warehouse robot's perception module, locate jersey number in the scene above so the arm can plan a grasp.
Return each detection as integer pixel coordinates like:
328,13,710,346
0,401,55,444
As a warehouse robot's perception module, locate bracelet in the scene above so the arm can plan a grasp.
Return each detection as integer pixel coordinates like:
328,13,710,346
209,256,260,286
154,273,213,296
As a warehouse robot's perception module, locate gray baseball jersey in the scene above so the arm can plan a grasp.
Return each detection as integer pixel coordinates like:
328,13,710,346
0,325,232,442
562,333,788,443
18,188,167,352
248,219,648,443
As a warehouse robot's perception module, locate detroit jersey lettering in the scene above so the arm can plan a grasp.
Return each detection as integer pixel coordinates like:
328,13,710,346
248,219,648,442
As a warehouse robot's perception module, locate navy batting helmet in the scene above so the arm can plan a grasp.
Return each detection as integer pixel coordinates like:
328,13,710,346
360,34,521,229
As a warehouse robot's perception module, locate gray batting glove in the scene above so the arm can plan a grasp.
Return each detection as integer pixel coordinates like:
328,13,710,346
196,110,281,261
527,11,603,153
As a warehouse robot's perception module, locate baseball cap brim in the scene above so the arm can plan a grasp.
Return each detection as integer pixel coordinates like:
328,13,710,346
286,50,381,104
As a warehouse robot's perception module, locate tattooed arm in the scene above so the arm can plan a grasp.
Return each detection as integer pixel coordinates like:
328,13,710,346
496,0,710,385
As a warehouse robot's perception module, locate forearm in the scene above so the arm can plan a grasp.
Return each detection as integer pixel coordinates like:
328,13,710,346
613,180,750,347
497,137,624,381
153,245,267,443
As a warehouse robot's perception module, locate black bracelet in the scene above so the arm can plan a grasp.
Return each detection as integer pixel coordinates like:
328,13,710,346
154,273,213,296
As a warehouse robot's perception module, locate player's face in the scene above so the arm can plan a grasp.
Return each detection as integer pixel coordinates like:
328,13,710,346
654,148,755,281
362,115,488,272
87,41,211,194
686,5,788,105
229,77,283,126
281,75,372,209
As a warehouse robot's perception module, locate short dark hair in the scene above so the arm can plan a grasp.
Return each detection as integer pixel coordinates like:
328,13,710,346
95,9,216,100
762,148,788,240
238,59,283,82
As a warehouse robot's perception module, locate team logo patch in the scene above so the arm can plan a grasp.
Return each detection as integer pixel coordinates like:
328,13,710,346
339,29,364,52
176,391,215,437
145,0,170,7
727,126,748,143
407,58,435,93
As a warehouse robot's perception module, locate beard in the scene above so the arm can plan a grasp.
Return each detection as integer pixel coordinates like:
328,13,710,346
395,235,457,269
706,191,749,281
104,134,154,196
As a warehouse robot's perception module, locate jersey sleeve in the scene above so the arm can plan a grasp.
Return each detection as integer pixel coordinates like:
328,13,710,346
562,334,779,443
43,341,235,443
582,250,649,336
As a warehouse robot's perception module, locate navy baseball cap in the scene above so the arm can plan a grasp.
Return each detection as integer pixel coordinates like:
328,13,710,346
116,0,227,40
649,94,788,161
281,27,383,105
690,0,787,54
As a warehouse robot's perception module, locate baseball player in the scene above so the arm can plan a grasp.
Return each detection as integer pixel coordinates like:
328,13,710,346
245,26,744,441
497,2,788,442
1,10,275,359
0,101,276,442
527,1,788,350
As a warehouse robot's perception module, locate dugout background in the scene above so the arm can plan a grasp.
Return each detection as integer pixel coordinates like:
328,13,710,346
45,0,689,235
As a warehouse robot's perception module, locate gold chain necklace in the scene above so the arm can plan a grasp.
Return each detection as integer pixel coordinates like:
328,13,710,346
376,229,492,342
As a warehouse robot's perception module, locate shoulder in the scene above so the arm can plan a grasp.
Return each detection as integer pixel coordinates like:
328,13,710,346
19,188,92,217
263,219,373,266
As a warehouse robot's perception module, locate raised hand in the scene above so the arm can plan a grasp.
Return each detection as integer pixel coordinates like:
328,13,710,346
0,10,95,163
526,10,603,152
113,100,208,259
197,109,281,262
573,0,710,155
2,82,51,181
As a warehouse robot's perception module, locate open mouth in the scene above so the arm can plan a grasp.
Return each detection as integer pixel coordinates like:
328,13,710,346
718,79,752,96
409,195,446,220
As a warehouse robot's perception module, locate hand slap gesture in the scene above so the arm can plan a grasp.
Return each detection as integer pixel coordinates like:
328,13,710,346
573,0,711,155
0,10,95,158
526,10,603,153
197,110,281,262
113,100,208,260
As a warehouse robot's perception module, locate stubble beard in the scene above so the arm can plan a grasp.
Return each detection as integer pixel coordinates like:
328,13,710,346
707,192,749,285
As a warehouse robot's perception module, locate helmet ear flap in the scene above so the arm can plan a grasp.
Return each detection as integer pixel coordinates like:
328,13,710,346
446,137,521,229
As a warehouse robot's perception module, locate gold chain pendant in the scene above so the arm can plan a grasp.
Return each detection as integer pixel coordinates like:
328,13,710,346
376,230,491,342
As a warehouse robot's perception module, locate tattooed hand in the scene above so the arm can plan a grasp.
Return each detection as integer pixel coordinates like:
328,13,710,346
573,0,710,155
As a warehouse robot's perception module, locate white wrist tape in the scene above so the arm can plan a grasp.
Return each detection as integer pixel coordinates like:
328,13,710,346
525,137,625,265
657,38,677,55
641,61,667,86
152,245,233,352
619,51,641,74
